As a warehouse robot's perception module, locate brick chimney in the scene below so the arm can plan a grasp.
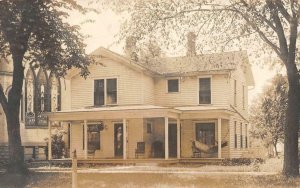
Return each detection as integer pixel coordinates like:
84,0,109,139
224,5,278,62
186,32,196,56
124,36,137,59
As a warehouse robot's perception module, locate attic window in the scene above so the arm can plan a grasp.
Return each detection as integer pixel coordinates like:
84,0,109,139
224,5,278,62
167,79,179,93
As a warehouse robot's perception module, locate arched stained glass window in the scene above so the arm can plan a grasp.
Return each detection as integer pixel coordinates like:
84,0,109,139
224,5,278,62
25,69,35,114
49,72,61,112
36,69,49,112
25,69,35,126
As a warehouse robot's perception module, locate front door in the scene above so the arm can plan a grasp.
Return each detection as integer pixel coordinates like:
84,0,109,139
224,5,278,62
114,123,123,157
168,123,177,158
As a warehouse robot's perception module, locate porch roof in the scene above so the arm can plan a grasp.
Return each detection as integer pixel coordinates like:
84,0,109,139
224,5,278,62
175,105,236,120
47,105,238,122
46,105,181,121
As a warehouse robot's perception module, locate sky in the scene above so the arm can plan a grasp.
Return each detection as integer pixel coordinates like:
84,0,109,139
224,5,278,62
68,9,278,105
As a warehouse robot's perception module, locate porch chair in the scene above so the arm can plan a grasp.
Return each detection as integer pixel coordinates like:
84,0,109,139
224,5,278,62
135,142,145,158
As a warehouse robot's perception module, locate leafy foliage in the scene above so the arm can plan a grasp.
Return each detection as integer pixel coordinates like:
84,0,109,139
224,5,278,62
103,0,300,176
0,0,92,77
0,0,94,173
45,130,66,159
250,74,287,156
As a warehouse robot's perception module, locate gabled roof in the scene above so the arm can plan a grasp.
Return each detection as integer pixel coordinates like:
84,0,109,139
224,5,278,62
66,47,254,86
141,51,248,75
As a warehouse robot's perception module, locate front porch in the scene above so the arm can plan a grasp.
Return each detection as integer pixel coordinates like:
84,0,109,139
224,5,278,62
47,105,231,161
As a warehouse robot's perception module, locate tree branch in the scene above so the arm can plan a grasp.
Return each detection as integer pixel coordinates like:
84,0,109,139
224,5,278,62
0,83,8,115
275,0,292,22
267,0,289,61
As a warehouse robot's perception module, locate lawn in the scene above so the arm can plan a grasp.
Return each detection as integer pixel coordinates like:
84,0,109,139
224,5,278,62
0,171,299,188
0,158,299,188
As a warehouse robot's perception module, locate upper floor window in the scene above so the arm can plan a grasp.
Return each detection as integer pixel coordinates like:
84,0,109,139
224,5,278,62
242,85,245,109
94,78,117,106
167,79,179,93
234,80,237,106
199,78,211,104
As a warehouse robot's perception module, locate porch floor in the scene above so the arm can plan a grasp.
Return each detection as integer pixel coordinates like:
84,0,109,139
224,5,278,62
34,158,225,166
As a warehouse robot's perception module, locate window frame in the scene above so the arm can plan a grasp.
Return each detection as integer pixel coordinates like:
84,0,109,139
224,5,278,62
234,121,237,149
146,121,153,134
234,79,237,107
242,84,245,110
93,77,118,106
166,78,180,93
240,123,243,149
198,76,212,105
194,120,216,146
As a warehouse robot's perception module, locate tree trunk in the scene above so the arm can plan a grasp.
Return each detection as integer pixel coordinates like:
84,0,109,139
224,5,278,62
273,142,278,157
5,52,27,173
283,63,300,177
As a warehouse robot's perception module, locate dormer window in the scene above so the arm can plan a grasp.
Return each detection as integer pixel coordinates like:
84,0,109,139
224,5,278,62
199,77,211,104
167,79,179,93
94,78,117,106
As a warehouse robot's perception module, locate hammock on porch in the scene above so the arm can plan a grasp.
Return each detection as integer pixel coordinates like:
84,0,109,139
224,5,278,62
191,140,228,154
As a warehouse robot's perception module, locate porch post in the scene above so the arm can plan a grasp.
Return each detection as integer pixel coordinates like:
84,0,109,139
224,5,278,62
48,120,52,160
218,118,222,159
164,117,169,159
69,123,72,157
177,118,181,159
84,120,88,159
123,119,127,160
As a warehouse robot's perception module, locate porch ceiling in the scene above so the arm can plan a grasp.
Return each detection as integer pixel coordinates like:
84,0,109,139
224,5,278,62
46,105,181,121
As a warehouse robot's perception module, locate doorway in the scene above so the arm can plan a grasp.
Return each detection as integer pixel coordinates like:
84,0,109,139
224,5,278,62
114,123,123,157
168,123,177,158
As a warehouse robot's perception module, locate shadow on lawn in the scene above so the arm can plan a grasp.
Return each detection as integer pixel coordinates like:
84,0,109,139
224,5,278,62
0,172,27,188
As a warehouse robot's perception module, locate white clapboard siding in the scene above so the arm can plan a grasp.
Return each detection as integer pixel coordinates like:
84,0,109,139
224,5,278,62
127,119,144,159
230,64,249,118
143,75,155,105
228,115,250,158
70,59,154,109
154,74,230,107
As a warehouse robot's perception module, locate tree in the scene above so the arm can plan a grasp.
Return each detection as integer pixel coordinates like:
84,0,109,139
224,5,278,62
250,74,287,157
103,0,300,176
0,0,92,173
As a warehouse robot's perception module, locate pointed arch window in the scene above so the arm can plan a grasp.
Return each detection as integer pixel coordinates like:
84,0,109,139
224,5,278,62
49,72,61,112
25,69,35,126
36,69,49,112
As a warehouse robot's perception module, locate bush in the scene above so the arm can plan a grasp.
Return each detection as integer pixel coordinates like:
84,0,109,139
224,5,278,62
45,130,66,159
222,158,264,166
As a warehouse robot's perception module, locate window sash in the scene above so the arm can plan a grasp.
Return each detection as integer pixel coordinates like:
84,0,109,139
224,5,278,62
167,79,179,93
106,78,117,104
94,79,105,106
199,78,211,104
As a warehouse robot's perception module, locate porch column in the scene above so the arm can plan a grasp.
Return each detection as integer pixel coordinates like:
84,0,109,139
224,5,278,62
123,119,127,160
84,120,88,159
177,118,181,159
218,118,222,159
69,123,72,157
164,117,169,159
48,120,52,160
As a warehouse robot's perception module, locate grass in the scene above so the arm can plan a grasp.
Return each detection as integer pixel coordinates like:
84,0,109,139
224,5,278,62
0,172,299,188
0,158,298,188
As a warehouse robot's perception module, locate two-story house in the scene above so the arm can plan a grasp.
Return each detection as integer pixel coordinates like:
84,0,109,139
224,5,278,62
45,35,255,161
0,34,254,161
